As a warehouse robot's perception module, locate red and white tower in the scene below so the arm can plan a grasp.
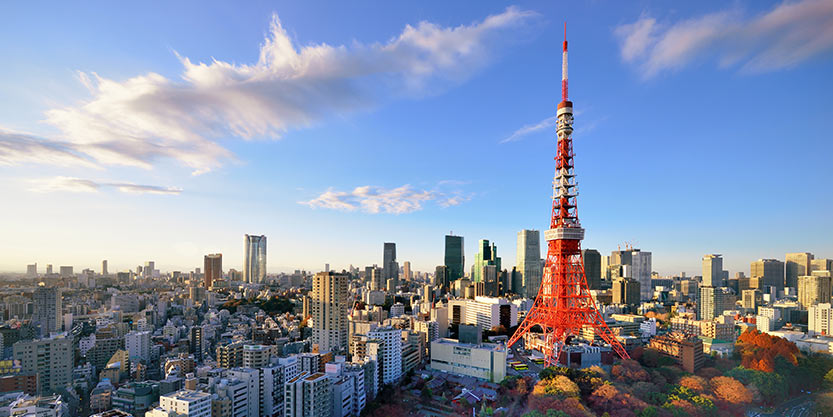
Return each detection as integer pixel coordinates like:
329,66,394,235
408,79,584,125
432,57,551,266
507,25,630,366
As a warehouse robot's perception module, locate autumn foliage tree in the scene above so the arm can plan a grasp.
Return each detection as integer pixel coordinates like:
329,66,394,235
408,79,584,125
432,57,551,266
710,376,753,405
736,329,799,372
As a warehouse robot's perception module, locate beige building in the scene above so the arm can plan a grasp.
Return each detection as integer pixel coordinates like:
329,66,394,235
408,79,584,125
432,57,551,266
809,303,833,336
311,271,350,354
430,338,506,382
798,273,832,308
13,334,73,395
786,252,814,289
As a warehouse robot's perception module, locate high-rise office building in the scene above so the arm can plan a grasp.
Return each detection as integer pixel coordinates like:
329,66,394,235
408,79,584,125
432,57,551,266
403,261,412,282
203,253,222,289
59,266,73,278
798,273,832,308
786,252,814,289
444,235,465,282
383,243,398,289
45,264,53,275
516,230,541,299
612,278,640,306
26,264,37,277
631,251,652,301
582,249,601,290
702,254,723,287
369,267,384,291
474,239,501,284
244,235,267,283
750,259,785,292
143,261,155,278
699,286,733,321
101,260,108,276
434,266,449,292
811,259,833,274
311,271,350,354
14,334,73,395
33,286,62,335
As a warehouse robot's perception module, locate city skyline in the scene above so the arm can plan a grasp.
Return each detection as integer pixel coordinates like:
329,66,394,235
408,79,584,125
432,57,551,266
2,1,832,275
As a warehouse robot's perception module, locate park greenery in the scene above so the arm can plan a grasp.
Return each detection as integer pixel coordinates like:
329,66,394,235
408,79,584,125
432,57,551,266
492,328,833,417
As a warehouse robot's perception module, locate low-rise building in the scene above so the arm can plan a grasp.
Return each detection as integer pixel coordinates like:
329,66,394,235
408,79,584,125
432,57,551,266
429,338,506,383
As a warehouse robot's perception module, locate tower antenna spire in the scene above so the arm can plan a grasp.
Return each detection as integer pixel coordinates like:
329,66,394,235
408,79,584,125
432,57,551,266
562,21,568,102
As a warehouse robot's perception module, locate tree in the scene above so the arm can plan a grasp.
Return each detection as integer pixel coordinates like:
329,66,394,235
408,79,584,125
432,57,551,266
420,387,433,403
710,376,753,405
679,375,708,393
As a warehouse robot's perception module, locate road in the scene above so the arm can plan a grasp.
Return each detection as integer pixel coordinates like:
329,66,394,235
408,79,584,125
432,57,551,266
747,395,814,417
509,344,544,377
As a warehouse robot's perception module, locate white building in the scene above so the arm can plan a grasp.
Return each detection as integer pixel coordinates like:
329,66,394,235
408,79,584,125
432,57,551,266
448,297,518,333
158,390,211,417
809,303,833,336
284,372,332,417
389,303,405,318
125,331,151,362
213,378,248,417
366,327,401,386
430,338,507,383
226,368,259,417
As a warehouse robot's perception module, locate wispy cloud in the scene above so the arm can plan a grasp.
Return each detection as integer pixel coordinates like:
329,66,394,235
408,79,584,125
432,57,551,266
615,0,833,78
300,184,469,214
29,176,182,195
501,109,603,143
32,7,539,175
500,116,557,143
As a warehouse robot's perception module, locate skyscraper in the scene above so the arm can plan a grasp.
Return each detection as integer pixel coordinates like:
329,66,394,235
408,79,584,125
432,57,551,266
143,261,155,278
581,249,601,290
33,286,62,335
244,234,267,283
383,243,398,289
434,266,449,292
203,253,222,289
750,259,785,292
101,260,108,276
786,252,814,289
403,261,411,282
631,251,652,301
516,230,541,299
702,254,723,287
311,271,350,354
26,264,37,277
474,239,501,285
444,235,465,282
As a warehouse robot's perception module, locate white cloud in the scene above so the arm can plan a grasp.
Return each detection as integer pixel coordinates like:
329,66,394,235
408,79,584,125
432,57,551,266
300,184,468,214
29,176,182,195
38,7,538,174
615,0,833,78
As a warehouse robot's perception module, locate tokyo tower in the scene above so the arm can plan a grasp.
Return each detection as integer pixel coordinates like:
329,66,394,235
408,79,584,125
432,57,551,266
506,25,630,367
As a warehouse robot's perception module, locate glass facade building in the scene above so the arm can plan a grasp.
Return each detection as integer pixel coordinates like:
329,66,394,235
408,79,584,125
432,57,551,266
244,234,267,283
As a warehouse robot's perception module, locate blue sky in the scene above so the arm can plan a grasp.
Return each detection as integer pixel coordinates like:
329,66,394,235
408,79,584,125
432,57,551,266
1,1,832,276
